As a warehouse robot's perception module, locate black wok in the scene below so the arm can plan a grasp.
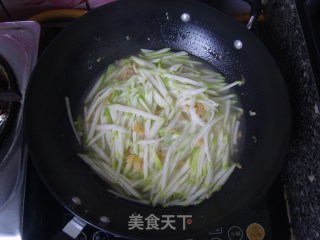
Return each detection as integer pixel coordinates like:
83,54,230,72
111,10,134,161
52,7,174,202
25,0,291,239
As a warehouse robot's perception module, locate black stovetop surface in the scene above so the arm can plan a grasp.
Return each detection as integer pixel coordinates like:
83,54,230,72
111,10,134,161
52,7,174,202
23,161,290,240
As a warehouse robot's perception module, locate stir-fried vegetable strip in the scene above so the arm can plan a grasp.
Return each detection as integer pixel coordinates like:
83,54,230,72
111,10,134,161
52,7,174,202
73,49,243,207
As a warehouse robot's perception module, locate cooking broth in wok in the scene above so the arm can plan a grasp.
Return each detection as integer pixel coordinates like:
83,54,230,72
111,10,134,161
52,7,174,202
67,48,245,207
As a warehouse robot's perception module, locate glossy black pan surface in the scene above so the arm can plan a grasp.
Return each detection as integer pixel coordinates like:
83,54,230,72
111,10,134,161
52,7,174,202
25,0,291,239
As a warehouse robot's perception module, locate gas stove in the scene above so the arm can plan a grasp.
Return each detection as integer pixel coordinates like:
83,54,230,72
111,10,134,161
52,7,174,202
0,2,291,240
0,21,39,240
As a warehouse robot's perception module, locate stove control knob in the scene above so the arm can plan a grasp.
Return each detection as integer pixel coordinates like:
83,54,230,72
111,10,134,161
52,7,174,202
246,223,265,240
227,226,243,240
93,231,110,240
76,232,87,240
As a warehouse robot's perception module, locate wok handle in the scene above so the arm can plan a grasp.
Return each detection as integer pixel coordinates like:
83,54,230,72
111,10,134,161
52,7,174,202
241,0,262,29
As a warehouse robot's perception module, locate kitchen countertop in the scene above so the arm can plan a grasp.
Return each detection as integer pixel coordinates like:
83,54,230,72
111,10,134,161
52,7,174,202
261,0,320,239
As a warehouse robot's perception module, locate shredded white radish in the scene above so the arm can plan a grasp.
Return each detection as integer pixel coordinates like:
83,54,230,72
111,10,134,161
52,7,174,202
73,48,244,207
65,97,81,144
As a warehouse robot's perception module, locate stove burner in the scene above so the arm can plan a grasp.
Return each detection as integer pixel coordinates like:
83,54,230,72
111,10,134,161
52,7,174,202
0,54,19,169
0,54,14,126
0,21,40,240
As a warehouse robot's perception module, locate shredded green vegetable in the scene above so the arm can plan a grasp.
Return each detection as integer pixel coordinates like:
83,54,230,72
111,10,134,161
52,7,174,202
71,48,244,207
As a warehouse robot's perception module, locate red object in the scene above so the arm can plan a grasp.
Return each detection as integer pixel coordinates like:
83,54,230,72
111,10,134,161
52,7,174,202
0,0,116,21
